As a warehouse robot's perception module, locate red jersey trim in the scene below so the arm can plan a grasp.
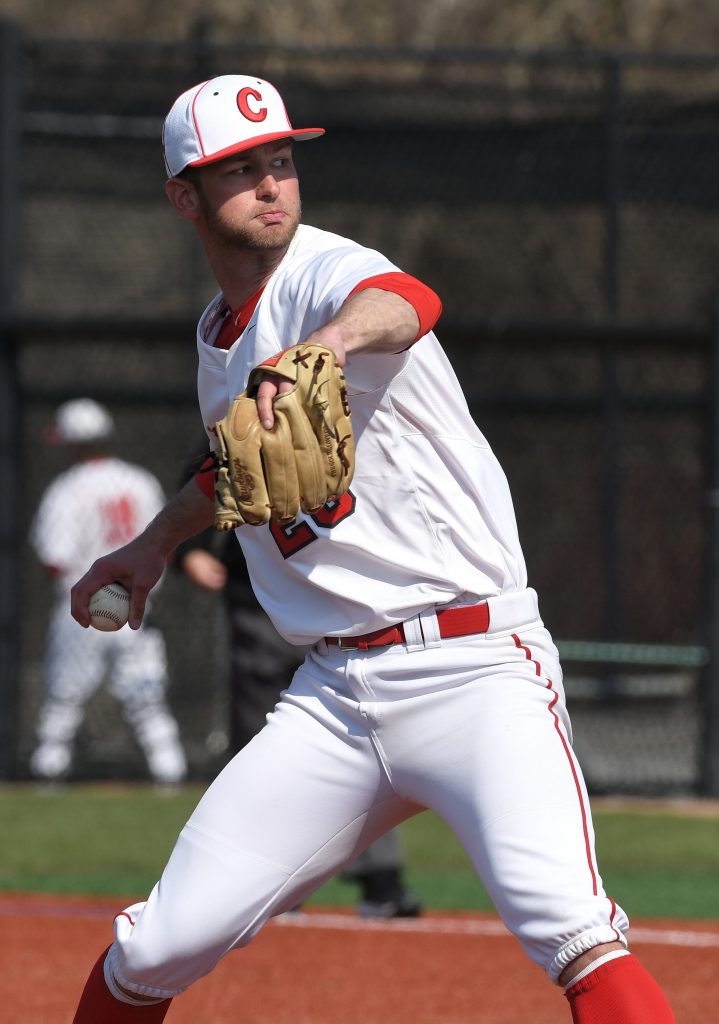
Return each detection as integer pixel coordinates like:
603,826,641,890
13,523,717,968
347,272,442,344
214,284,266,350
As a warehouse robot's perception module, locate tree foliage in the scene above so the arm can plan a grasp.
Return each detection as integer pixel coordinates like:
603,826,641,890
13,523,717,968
3,0,718,53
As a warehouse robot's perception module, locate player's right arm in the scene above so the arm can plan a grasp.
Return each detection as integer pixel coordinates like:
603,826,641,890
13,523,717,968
71,477,215,630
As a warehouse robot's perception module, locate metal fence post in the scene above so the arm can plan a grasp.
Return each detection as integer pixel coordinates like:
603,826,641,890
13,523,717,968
604,54,623,320
601,57,625,699
0,19,21,779
702,297,719,796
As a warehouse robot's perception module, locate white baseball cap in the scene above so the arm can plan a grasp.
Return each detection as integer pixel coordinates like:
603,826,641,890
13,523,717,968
162,74,325,178
48,398,115,444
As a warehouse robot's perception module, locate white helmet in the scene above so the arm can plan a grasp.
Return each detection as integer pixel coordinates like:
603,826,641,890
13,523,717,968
49,398,114,444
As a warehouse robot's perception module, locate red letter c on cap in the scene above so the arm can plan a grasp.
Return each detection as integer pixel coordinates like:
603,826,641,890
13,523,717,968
237,88,268,123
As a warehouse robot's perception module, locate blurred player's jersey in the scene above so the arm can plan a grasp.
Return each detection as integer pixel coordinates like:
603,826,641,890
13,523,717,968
31,457,166,594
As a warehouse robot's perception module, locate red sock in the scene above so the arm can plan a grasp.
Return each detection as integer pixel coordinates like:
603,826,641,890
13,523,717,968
73,945,173,1022
565,954,675,1023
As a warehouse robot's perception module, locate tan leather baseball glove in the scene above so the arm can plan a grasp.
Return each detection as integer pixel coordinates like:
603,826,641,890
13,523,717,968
214,343,355,530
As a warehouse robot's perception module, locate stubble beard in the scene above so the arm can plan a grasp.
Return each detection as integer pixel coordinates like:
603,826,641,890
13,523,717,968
203,197,302,255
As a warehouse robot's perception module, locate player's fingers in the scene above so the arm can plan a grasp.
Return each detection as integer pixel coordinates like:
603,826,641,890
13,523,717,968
124,563,162,630
256,377,279,428
256,376,293,429
128,587,149,630
70,564,114,627
70,582,92,628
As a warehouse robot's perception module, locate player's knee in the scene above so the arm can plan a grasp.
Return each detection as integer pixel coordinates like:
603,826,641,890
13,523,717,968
109,907,189,999
106,942,185,1002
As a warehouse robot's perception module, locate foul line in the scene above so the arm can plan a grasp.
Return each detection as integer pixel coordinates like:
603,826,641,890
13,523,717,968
3,900,718,949
273,910,719,949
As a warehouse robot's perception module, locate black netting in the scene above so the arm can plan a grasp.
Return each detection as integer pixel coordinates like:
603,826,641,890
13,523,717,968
3,35,718,792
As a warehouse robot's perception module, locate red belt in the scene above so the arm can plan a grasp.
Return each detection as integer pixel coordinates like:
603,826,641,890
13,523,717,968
326,602,490,650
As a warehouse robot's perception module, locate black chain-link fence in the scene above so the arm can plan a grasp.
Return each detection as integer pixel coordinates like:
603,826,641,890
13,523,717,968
2,25,719,793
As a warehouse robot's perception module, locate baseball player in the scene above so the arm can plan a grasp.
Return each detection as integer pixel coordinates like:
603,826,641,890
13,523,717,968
30,398,187,787
69,76,675,1022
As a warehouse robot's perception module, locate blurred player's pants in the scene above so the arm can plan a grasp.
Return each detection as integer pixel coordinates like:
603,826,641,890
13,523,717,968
31,607,186,784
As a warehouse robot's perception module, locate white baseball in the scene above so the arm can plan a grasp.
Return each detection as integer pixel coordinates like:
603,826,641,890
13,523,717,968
88,582,131,632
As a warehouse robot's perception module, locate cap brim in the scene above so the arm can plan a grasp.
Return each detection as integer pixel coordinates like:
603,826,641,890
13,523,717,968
183,128,325,173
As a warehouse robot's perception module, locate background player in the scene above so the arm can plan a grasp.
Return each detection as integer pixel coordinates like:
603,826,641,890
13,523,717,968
29,398,187,787
70,76,675,1023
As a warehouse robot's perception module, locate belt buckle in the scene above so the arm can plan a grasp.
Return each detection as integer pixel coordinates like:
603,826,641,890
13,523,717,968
336,636,361,650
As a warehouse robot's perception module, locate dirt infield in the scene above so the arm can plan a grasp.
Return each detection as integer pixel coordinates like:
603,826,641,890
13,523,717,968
2,893,712,1023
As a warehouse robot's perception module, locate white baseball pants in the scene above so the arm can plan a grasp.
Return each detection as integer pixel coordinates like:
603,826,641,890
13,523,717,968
105,588,628,999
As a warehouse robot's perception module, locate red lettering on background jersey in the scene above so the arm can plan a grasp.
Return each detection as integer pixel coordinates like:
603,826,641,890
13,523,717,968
270,490,356,558
100,496,137,546
237,88,267,123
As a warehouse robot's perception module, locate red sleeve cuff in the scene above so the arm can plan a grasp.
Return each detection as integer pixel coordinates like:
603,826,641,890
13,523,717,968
194,454,216,501
347,272,442,344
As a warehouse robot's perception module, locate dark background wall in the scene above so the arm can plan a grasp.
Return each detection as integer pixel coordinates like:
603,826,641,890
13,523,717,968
2,25,718,794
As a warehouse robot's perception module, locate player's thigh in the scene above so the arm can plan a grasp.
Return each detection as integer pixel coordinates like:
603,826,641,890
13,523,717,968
194,703,398,856
111,667,414,995
387,627,625,973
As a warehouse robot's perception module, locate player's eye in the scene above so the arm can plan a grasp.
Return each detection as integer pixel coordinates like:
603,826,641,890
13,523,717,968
271,151,294,169
223,160,251,176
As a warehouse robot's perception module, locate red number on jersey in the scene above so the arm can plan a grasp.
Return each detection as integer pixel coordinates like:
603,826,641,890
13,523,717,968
269,518,316,559
269,490,356,559
100,496,138,546
310,491,356,528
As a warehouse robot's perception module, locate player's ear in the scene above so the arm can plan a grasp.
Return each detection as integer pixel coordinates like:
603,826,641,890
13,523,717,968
165,177,202,220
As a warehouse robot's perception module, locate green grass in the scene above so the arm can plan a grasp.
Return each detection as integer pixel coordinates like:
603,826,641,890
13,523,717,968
1,783,718,920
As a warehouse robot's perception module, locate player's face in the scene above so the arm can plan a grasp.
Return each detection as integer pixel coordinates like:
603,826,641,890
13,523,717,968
194,140,301,252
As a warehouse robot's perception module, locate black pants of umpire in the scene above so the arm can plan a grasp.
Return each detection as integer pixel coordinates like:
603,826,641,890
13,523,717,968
227,603,406,877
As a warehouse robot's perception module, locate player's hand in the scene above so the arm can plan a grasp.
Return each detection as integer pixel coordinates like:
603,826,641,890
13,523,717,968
71,537,167,630
256,336,347,429
181,549,228,591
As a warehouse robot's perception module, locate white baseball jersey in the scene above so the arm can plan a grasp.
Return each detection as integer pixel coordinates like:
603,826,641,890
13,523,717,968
31,457,166,594
197,224,527,645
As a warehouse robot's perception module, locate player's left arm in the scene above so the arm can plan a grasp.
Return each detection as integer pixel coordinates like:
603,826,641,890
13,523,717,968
256,276,441,428
333,271,442,352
